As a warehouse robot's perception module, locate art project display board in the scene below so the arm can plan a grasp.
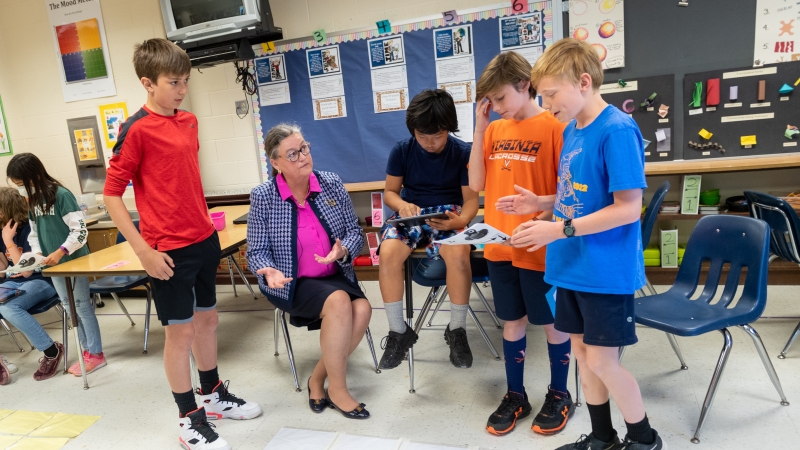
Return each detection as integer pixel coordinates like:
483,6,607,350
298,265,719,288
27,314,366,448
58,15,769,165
682,60,800,160
599,75,675,162
251,2,560,183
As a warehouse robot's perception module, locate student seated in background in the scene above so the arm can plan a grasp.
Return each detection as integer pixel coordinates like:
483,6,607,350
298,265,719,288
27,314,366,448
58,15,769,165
377,89,479,370
0,187,62,384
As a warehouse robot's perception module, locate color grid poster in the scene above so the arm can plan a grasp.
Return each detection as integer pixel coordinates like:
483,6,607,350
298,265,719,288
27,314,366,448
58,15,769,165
46,0,116,102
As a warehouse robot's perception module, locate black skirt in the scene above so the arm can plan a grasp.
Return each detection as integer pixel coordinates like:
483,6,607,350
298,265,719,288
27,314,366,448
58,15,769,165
284,271,366,330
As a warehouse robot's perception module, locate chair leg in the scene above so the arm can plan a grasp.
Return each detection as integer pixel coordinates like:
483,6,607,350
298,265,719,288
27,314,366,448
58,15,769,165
413,287,442,335
777,321,800,359
273,309,280,356
473,283,501,328
110,293,135,326
738,324,790,406
691,328,733,444
189,351,198,392
230,258,257,299
618,346,626,362
644,277,658,296
57,304,68,374
0,319,24,352
20,330,34,351
467,306,501,360
426,287,447,327
227,256,238,297
143,285,153,354
574,362,582,407
666,333,689,369
279,311,301,392
365,327,381,373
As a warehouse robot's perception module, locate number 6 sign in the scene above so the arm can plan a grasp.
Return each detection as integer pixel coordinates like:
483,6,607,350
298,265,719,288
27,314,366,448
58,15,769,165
511,0,529,13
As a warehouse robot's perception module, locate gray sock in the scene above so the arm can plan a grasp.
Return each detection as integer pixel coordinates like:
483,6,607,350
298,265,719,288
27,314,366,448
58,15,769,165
385,301,407,333
449,303,469,331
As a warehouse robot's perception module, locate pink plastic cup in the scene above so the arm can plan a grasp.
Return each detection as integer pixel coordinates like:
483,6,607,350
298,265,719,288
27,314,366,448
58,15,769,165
210,211,226,231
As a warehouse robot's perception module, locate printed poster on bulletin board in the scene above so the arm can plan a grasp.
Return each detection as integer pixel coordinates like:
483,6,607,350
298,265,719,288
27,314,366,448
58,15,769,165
307,45,347,120
569,0,625,69
753,0,800,65
98,102,128,149
45,0,117,102
499,10,545,65
0,95,11,156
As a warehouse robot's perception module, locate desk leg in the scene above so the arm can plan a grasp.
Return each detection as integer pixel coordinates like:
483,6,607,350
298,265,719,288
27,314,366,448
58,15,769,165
65,277,89,390
404,258,415,394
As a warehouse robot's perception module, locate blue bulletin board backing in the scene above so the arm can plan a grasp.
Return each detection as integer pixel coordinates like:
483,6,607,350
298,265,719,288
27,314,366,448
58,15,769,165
251,2,559,183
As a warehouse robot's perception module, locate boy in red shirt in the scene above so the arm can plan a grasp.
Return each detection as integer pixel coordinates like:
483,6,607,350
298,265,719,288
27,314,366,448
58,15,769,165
104,39,261,450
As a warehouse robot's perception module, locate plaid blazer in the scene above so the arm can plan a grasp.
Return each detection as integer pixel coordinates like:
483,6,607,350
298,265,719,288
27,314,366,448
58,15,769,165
246,171,364,311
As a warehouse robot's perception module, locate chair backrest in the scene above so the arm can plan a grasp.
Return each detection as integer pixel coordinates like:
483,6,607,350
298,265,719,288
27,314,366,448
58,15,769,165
116,220,141,245
671,215,770,322
641,180,670,248
743,191,800,264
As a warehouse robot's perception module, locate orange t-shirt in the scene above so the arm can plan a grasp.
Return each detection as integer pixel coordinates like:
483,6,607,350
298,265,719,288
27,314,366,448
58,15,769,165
482,111,566,271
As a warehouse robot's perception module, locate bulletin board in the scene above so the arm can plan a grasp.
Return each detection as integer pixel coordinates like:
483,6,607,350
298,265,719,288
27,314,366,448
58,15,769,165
682,59,800,160
600,75,675,162
251,2,561,183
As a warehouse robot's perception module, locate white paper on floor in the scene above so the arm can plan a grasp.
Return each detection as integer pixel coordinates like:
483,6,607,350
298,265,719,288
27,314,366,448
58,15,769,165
264,428,475,450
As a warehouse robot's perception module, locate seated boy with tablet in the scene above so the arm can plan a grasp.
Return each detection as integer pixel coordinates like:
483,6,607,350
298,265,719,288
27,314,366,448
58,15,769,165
376,89,479,369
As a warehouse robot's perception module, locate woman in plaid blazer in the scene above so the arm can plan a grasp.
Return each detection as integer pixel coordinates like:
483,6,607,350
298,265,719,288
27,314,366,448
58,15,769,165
247,124,371,420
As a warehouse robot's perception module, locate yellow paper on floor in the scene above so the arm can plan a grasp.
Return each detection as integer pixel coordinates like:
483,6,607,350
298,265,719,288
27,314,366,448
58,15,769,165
0,410,13,421
8,437,69,450
0,435,22,448
29,413,100,438
0,411,55,436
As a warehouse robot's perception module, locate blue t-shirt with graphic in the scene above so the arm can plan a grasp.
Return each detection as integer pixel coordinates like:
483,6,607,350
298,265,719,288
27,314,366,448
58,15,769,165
386,136,471,208
545,105,647,294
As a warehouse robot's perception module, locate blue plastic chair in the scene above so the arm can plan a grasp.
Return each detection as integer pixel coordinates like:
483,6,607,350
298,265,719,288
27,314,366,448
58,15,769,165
639,180,670,296
635,215,789,443
0,295,69,373
409,258,500,359
744,190,800,358
89,221,154,354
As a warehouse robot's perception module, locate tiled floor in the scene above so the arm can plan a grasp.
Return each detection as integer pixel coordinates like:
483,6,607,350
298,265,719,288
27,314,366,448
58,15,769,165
1,282,800,449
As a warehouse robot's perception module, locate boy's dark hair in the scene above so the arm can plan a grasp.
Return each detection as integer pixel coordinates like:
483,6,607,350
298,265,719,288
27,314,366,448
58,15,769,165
405,89,459,136
6,153,64,221
133,38,191,84
0,187,28,228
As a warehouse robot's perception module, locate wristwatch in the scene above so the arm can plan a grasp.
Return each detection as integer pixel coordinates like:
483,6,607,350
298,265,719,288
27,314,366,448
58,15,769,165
337,245,350,263
563,219,576,238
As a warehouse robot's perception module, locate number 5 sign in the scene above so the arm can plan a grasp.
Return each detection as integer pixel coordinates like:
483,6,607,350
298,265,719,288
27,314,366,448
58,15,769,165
511,0,529,13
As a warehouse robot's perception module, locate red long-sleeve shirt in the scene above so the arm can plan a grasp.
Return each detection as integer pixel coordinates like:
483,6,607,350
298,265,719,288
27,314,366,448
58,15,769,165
104,106,214,251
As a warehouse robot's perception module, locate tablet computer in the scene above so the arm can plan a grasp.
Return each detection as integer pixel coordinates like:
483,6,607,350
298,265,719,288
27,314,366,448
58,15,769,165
386,212,449,228
0,287,24,304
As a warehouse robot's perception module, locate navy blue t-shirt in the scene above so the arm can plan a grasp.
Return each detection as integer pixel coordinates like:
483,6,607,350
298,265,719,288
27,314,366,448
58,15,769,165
0,221,47,282
385,136,471,208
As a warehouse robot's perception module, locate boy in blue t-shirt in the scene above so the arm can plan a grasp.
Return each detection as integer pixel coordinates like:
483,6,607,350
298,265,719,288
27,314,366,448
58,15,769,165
499,39,665,449
377,89,479,370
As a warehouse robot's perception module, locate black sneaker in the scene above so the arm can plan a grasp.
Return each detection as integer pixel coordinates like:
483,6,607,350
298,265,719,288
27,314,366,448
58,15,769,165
486,390,533,435
532,387,575,435
444,325,473,368
555,432,621,450
178,407,231,450
619,430,665,450
378,326,418,370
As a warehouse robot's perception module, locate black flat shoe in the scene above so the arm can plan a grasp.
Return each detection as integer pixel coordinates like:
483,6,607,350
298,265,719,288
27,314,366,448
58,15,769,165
307,377,327,413
325,390,370,420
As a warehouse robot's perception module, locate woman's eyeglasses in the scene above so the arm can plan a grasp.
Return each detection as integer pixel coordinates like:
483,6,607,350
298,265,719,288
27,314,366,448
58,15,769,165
283,143,311,162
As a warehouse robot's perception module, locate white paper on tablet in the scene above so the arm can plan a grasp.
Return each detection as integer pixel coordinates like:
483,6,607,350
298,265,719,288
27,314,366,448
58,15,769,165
435,223,510,245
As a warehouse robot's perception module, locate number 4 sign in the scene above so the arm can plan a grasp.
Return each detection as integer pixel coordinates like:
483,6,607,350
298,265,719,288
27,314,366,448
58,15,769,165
511,0,529,13
681,175,702,214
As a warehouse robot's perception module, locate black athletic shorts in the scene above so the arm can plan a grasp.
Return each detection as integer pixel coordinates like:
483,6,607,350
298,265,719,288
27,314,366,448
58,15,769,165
150,232,220,326
486,260,555,325
554,287,638,347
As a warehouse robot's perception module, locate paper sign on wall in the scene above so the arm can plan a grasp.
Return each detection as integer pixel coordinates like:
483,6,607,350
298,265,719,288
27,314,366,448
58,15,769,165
681,175,702,215
660,229,679,268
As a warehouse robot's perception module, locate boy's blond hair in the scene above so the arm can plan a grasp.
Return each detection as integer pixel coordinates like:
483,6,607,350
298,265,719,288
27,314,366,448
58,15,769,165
476,51,536,101
530,38,603,91
133,38,191,84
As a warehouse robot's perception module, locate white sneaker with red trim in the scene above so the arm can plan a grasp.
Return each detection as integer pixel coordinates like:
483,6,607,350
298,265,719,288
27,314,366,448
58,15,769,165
178,407,231,450
197,380,262,420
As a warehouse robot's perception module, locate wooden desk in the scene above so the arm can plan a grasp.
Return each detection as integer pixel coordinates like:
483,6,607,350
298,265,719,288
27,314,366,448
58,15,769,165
42,205,250,389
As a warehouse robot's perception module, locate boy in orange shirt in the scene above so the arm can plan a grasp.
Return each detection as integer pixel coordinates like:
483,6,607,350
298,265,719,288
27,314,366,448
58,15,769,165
469,52,573,437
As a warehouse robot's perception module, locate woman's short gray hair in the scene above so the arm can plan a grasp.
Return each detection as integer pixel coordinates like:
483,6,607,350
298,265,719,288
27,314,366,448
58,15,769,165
265,123,302,177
